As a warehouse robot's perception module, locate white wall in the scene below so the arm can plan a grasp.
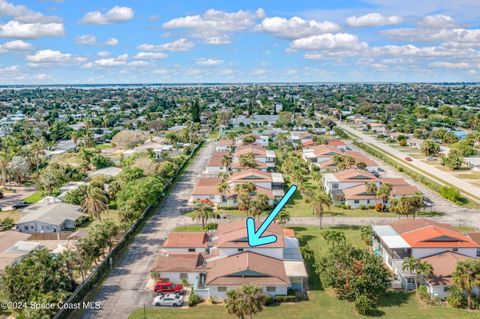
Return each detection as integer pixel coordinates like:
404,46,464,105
158,272,200,285
205,166,226,174
208,285,288,299
412,248,478,259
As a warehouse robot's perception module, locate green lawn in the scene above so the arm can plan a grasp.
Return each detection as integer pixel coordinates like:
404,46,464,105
23,191,43,204
129,226,476,319
174,225,206,232
96,143,112,149
77,210,121,230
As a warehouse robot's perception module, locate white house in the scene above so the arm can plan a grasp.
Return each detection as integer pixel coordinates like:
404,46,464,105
16,203,84,233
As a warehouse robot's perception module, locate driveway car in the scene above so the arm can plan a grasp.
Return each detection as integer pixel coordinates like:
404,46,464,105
153,281,184,295
12,201,29,209
404,156,412,162
152,293,184,307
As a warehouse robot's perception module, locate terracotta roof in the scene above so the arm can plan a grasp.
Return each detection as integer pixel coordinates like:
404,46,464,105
282,228,296,238
215,219,285,248
419,252,474,286
226,186,274,200
327,139,347,147
234,145,267,157
218,139,234,146
229,169,272,182
150,253,204,273
390,219,456,235
391,185,420,196
467,232,480,245
205,251,289,286
191,178,222,195
302,139,315,147
163,232,209,248
381,178,411,186
310,145,342,157
344,151,377,166
342,184,376,200
317,159,336,168
207,151,229,167
333,168,378,182
401,225,479,248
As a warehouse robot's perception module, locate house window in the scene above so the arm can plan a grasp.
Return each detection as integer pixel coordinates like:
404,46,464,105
476,248,480,257
217,287,227,292
452,248,458,252
367,200,371,204
354,200,360,204
188,248,196,252
179,273,188,280
24,226,29,230
332,183,339,189
238,248,244,252
266,287,276,293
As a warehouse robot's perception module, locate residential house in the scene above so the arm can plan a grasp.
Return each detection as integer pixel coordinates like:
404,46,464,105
234,145,276,168
323,168,379,196
372,219,480,298
150,219,307,299
16,203,84,233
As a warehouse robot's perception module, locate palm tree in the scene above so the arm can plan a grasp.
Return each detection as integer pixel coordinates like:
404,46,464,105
216,181,230,203
453,259,480,309
377,183,393,210
365,182,378,204
402,257,419,288
82,186,108,220
226,284,265,319
310,170,323,189
249,193,269,220
305,190,332,228
221,154,233,171
191,202,214,228
416,261,433,285
277,210,290,225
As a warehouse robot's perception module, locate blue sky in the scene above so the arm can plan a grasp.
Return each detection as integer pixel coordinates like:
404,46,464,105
1,0,480,84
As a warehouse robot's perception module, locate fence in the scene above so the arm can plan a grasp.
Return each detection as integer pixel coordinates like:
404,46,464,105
53,141,204,319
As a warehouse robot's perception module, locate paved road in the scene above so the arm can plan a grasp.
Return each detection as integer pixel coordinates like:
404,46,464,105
337,121,480,203
80,141,217,319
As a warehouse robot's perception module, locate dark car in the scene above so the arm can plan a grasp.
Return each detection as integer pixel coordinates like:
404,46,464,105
12,201,29,209
153,281,184,295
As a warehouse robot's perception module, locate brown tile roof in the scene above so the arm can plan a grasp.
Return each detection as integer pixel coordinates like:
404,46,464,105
205,251,289,286
229,169,272,182
342,184,376,200
333,168,378,182
381,178,411,186
163,232,209,248
344,151,377,166
317,159,336,168
218,139,234,146
0,231,32,253
327,139,347,147
191,178,222,195
467,232,480,245
390,218,456,235
310,145,342,157
207,151,229,167
391,185,420,196
282,228,296,238
215,219,285,248
420,252,474,286
150,253,205,273
234,145,267,157
226,186,274,200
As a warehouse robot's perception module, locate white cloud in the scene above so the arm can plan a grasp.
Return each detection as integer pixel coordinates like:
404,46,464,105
0,39,32,52
105,38,118,46
0,20,64,38
26,49,86,65
81,6,134,25
76,34,97,45
0,0,61,23
196,58,223,66
383,28,480,47
429,61,470,69
32,73,49,80
255,16,341,39
97,51,111,57
205,35,231,45
138,38,194,52
128,60,150,67
152,68,168,75
346,13,402,27
162,9,263,43
290,33,367,51
84,54,129,68
133,52,168,60
417,15,457,29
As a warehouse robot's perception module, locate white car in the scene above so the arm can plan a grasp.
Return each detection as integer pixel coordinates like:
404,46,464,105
152,293,184,307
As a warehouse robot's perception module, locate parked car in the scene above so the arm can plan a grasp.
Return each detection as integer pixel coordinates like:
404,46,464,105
152,293,184,307
404,157,412,162
153,281,184,295
12,201,29,209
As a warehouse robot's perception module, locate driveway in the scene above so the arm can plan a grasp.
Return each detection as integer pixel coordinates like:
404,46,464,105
79,141,216,319
0,186,37,211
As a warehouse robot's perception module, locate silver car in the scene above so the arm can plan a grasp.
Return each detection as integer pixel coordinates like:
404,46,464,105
152,293,184,307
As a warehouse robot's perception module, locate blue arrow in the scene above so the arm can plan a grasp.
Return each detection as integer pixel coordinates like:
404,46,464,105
246,185,297,247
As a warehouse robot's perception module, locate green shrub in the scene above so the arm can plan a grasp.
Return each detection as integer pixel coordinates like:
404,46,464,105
204,223,218,230
355,294,374,315
416,285,433,304
447,287,465,308
188,292,202,307
274,295,296,303
263,295,275,306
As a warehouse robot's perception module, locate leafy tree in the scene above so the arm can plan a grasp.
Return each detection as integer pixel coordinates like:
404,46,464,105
92,154,114,169
277,210,290,224
332,154,356,170
64,184,88,205
441,149,464,170
249,193,269,219
421,140,440,157
0,217,14,231
239,153,257,169
360,225,373,245
305,189,332,228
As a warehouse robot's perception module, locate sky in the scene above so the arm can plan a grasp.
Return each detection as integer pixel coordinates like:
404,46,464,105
1,0,480,84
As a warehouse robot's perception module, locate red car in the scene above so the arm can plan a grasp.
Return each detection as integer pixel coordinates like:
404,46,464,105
154,281,184,295
404,156,412,162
